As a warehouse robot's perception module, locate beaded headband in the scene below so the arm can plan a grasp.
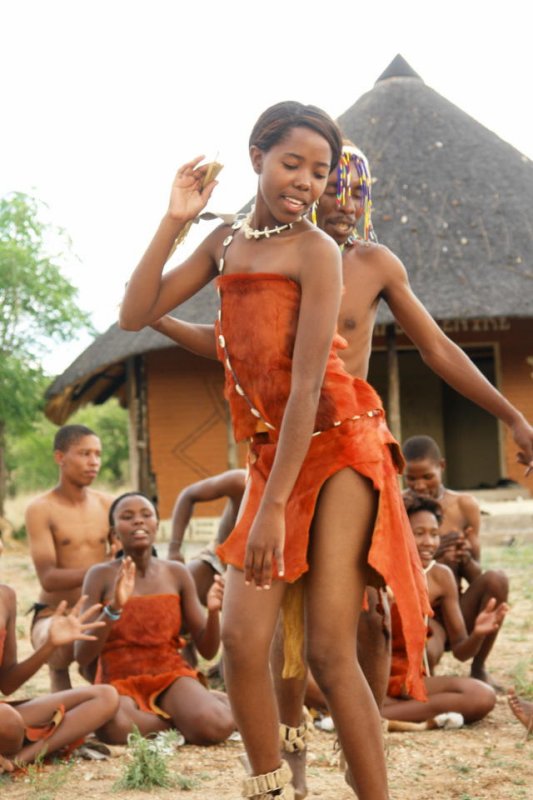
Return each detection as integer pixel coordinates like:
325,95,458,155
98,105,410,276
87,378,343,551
336,145,376,242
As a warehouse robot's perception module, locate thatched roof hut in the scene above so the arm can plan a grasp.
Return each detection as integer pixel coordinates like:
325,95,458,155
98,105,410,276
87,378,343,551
339,54,533,324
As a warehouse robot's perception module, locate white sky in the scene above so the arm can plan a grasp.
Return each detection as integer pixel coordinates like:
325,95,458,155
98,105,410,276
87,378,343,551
2,0,532,376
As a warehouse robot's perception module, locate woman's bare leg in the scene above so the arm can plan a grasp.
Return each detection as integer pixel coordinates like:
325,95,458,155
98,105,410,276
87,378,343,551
222,566,286,777
0,704,25,755
271,619,309,799
14,685,119,763
383,675,495,723
306,468,388,800
98,695,171,744
159,676,234,744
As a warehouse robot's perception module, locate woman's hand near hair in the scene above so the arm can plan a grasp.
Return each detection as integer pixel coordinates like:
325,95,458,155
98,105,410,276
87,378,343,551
167,156,219,224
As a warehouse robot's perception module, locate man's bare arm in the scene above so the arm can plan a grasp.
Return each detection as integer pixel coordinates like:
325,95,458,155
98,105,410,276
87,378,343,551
26,503,86,593
168,470,246,560
151,316,217,359
380,248,533,470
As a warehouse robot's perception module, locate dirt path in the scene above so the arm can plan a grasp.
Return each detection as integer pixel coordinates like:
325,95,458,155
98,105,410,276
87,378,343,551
1,540,532,800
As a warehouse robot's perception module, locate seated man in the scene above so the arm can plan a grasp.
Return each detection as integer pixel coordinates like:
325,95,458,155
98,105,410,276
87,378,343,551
26,425,113,691
403,434,509,687
167,469,246,605
383,494,502,728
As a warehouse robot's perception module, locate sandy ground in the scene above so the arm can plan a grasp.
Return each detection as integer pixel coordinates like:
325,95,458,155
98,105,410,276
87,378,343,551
1,534,532,800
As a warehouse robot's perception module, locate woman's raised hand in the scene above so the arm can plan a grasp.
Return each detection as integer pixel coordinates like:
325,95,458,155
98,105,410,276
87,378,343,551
206,574,225,613
111,556,136,610
167,156,218,223
47,596,105,646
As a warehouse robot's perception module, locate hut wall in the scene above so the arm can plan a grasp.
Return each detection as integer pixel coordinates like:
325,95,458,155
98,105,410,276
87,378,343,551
494,319,533,486
144,348,243,519
372,316,533,490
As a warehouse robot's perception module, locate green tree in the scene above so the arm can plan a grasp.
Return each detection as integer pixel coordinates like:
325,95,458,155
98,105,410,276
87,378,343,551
0,192,94,516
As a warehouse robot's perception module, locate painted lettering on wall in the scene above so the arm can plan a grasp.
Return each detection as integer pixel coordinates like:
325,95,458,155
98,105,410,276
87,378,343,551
373,317,511,338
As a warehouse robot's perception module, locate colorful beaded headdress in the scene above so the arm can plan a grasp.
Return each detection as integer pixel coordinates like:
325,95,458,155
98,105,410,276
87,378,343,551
337,144,376,242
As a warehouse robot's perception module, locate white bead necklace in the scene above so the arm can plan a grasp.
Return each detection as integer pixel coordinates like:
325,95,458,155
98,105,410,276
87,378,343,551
241,206,301,240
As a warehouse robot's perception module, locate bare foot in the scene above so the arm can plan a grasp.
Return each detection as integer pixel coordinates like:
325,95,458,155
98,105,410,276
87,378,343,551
0,754,14,774
508,688,533,733
284,749,308,800
470,665,504,693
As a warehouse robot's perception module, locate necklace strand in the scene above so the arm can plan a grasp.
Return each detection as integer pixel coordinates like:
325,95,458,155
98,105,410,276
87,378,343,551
241,206,300,240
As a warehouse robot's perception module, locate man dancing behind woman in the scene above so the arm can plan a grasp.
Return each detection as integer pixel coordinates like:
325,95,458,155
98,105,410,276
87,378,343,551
76,492,234,745
119,101,431,800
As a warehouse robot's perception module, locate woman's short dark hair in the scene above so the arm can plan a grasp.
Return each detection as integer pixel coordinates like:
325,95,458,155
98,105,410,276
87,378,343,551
108,491,159,526
403,492,443,526
249,101,342,171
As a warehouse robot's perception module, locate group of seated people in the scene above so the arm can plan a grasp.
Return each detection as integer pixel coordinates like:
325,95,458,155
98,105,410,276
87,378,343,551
0,424,530,776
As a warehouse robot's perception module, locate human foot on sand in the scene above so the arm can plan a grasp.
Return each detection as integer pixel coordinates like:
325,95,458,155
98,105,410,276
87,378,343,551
508,688,533,733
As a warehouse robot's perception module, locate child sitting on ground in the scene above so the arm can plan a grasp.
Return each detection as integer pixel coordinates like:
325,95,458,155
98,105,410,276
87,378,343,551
0,531,118,772
402,434,509,687
382,494,506,728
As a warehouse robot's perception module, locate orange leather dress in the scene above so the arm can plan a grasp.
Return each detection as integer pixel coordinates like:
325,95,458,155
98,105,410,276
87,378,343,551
1,628,66,743
95,594,198,717
214,273,430,700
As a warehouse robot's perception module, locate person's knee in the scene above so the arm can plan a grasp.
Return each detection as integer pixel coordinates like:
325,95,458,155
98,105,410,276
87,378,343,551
91,684,120,714
465,680,496,722
307,643,344,693
480,570,509,601
0,706,25,754
183,703,234,745
221,624,268,671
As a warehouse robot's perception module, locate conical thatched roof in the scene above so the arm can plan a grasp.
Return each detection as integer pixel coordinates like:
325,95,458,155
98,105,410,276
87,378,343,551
337,54,533,323
45,56,533,422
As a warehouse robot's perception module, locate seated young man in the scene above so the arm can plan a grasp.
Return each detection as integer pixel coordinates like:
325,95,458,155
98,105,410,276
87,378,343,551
26,425,113,692
402,434,509,687
382,494,503,728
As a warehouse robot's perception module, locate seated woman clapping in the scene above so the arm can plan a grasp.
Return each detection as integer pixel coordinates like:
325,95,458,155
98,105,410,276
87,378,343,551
75,491,235,745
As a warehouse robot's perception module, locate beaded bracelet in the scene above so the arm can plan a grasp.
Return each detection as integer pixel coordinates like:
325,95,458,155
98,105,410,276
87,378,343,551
103,604,122,621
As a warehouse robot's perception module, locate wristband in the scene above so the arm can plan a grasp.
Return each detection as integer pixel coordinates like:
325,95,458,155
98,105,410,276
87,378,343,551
103,604,122,621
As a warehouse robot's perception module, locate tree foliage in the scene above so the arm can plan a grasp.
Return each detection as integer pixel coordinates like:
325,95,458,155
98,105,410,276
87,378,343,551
0,192,95,514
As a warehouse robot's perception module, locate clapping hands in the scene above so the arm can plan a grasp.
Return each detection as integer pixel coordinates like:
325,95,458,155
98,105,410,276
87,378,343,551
473,597,509,637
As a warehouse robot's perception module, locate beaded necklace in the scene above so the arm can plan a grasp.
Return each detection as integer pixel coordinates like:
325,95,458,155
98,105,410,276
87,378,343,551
241,206,299,240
